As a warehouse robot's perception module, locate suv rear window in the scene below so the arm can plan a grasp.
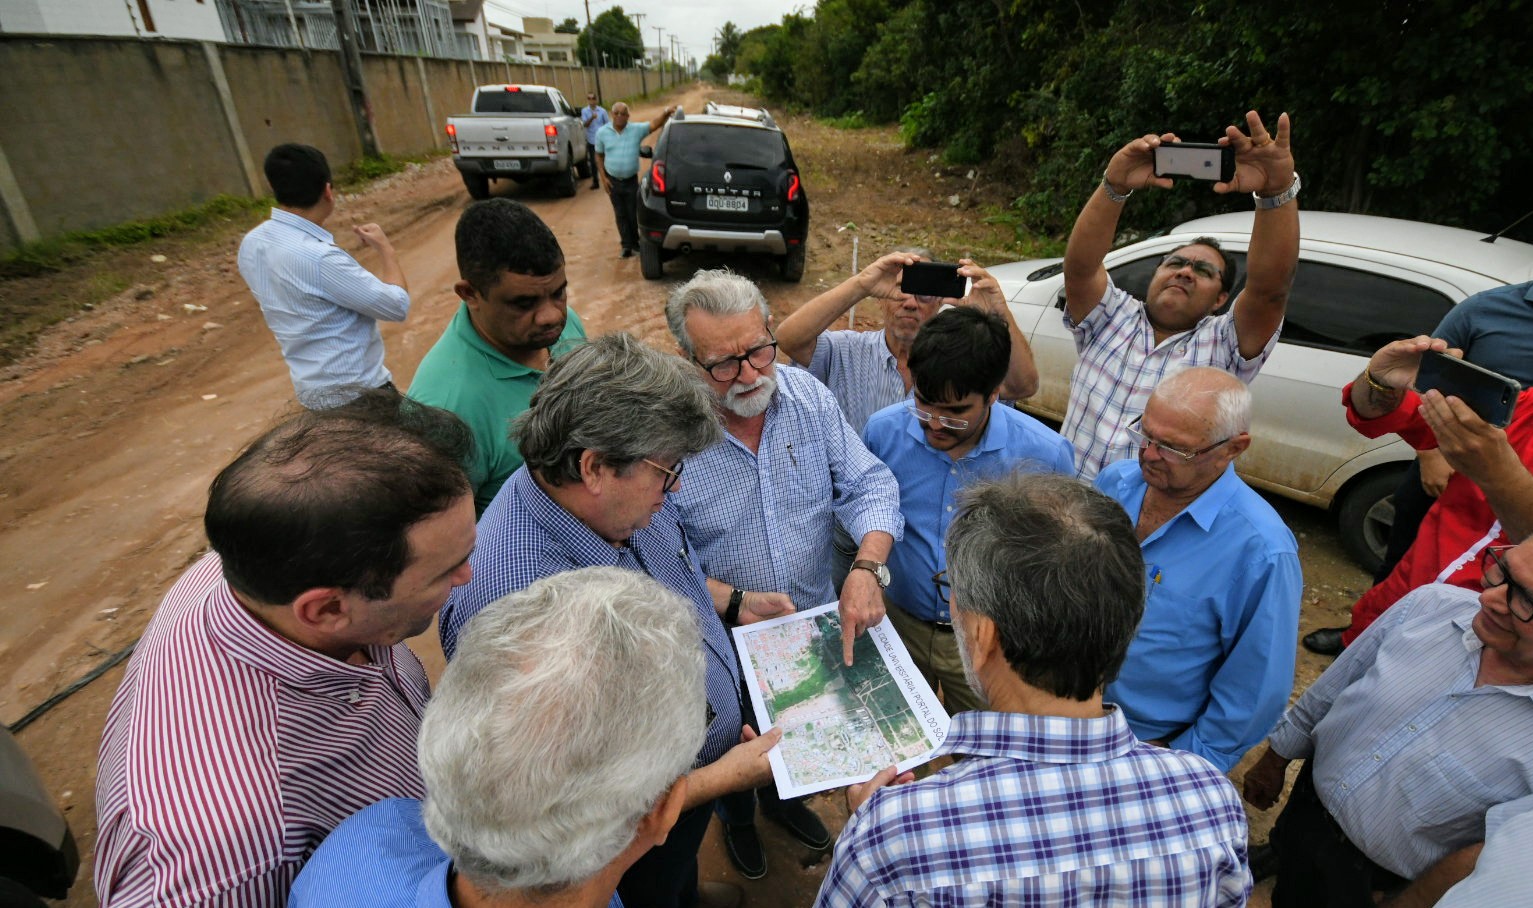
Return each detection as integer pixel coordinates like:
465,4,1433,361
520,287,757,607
473,91,556,114
670,125,787,170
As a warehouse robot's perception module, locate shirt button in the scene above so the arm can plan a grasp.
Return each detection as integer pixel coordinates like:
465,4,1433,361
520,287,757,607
945,506,952,512
1340,782,1350,790
1407,724,1418,732
346,690,362,704
949,469,956,475
1372,754,1382,762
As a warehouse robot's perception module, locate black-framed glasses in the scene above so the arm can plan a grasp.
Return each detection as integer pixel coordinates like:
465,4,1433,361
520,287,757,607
642,458,684,493
932,569,951,604
695,339,778,383
909,405,970,431
1159,254,1222,281
1125,416,1229,462
1481,545,1533,622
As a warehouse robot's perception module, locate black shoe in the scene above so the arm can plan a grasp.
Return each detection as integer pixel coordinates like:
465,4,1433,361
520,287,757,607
722,822,766,880
620,248,635,258
1248,842,1279,882
590,183,600,190
1303,626,1347,656
762,799,831,851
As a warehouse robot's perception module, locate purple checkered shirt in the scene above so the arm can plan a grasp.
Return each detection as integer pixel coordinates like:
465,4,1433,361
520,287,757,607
1061,280,1278,479
814,708,1251,907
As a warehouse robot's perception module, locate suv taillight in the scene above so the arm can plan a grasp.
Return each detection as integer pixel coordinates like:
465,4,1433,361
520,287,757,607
652,160,667,194
786,171,801,202
545,123,559,155
445,122,459,154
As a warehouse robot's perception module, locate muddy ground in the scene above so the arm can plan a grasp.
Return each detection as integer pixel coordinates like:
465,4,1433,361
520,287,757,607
0,85,1366,906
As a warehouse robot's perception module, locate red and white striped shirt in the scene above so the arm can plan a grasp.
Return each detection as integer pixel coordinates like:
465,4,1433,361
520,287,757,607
95,552,430,907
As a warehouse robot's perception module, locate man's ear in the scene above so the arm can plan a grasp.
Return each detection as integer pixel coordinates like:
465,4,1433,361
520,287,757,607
454,280,479,306
957,608,1000,673
290,586,352,634
578,449,608,493
1225,432,1252,459
635,777,688,848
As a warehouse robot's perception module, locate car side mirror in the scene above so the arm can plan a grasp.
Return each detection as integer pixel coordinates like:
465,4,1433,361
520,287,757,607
1054,291,1067,311
639,146,653,159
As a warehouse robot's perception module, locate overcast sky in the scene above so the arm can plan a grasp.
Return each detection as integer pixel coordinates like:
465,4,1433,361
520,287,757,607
488,0,809,66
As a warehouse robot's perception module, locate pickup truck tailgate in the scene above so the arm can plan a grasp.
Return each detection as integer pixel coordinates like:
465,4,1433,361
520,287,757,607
450,118,550,157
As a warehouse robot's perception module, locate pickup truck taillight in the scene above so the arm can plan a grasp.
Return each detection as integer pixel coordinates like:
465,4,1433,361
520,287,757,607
651,160,667,194
445,122,459,154
786,171,801,202
545,123,558,155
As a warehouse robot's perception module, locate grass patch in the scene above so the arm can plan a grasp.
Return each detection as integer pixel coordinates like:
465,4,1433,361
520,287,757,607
335,149,449,190
819,110,875,129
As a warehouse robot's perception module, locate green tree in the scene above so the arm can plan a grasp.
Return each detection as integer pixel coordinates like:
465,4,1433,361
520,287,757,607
716,21,743,70
554,17,580,34
576,7,644,67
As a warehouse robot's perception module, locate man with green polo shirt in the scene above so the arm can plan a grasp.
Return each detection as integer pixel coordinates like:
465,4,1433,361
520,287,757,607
409,199,586,513
596,101,674,258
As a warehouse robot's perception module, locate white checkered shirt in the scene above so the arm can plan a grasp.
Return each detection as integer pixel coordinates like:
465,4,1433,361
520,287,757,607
1061,280,1277,479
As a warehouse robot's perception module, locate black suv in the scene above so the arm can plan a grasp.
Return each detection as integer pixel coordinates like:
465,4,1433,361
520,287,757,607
637,103,810,281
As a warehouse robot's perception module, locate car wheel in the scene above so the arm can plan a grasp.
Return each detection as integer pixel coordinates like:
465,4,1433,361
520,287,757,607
1336,467,1405,575
639,239,664,280
461,172,491,200
553,150,578,197
780,245,806,282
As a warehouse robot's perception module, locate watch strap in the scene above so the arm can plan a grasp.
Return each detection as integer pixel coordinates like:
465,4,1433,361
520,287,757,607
725,588,744,625
1253,172,1301,210
851,559,889,588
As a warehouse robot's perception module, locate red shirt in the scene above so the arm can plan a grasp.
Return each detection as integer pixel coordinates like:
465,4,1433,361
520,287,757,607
94,553,430,907
1341,383,1533,643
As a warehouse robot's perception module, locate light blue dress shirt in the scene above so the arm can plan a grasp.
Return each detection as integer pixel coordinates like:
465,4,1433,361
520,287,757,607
594,122,651,178
1436,797,1533,907
1096,460,1301,773
582,103,611,145
672,366,903,608
1267,584,1533,879
863,401,1075,623
236,208,410,404
291,798,623,908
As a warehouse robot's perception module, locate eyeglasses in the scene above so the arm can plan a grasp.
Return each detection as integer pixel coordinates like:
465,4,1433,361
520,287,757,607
695,339,778,383
1481,546,1533,622
1160,254,1223,281
641,458,684,493
932,569,951,604
908,404,970,431
1126,416,1230,462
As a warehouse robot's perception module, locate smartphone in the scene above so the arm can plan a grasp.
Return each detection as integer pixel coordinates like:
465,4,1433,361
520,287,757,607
1153,142,1237,183
901,261,969,299
1413,350,1520,427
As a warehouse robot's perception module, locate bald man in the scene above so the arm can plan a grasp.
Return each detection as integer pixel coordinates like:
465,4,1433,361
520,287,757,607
595,101,674,258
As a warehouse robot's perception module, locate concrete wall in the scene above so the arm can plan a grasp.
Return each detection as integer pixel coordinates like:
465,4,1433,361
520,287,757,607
0,33,660,254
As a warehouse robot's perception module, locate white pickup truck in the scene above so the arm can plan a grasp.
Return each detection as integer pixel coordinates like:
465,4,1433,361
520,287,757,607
446,84,589,200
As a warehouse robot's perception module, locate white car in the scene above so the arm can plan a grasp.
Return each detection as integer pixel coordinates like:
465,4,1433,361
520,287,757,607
995,211,1533,571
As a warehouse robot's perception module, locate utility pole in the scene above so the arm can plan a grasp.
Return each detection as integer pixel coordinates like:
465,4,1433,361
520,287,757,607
631,12,648,95
583,0,603,105
653,26,665,90
330,0,379,157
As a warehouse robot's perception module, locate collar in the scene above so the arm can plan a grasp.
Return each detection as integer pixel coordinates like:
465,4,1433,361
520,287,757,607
901,402,1008,460
877,328,902,368
449,303,547,381
415,857,453,907
1448,607,1533,699
268,207,333,244
934,707,1137,764
204,560,401,695
1111,461,1242,536
513,468,630,566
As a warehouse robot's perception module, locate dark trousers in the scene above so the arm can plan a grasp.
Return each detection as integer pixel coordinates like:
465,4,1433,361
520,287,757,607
587,145,600,186
1374,458,1438,583
617,800,711,908
1270,763,1406,908
607,174,640,252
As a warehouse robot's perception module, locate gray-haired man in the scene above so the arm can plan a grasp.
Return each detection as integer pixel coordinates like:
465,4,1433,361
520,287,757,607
290,567,706,908
438,332,769,908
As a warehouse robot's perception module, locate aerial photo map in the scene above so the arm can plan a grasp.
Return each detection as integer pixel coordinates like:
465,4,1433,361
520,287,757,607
733,603,950,798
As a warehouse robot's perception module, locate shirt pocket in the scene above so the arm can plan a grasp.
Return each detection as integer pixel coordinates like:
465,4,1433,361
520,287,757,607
1399,752,1502,833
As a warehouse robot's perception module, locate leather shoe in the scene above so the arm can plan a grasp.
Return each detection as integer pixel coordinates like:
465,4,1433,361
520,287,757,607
762,799,832,851
721,822,766,880
696,881,744,908
1248,842,1279,882
1303,626,1347,656
620,248,635,258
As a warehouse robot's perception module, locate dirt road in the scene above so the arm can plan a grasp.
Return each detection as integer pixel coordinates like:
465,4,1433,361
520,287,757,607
0,85,1365,905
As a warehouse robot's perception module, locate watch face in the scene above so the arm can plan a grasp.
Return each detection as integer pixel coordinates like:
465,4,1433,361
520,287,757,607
874,564,891,588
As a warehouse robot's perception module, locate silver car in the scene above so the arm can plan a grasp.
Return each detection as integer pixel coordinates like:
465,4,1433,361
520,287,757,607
995,211,1533,570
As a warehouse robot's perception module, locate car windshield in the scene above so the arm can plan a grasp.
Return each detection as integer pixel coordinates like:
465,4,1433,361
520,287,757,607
670,125,787,170
473,91,556,114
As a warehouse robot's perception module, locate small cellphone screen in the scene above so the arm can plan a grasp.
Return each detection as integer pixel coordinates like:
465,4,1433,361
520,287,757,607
901,262,967,299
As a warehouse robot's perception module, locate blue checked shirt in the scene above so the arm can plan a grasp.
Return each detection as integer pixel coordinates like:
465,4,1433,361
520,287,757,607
1267,584,1533,879
1061,279,1277,479
437,468,742,767
815,709,1252,907
237,209,410,404
671,366,903,608
799,329,912,433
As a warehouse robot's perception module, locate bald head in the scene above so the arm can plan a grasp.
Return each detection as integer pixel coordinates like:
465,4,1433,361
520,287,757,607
1150,367,1252,445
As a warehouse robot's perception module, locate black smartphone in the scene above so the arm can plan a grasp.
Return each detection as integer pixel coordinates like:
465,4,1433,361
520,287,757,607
1153,142,1237,183
901,261,969,299
1414,351,1519,427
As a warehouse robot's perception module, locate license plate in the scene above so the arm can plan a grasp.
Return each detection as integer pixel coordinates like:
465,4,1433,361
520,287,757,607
705,195,749,212
492,160,523,171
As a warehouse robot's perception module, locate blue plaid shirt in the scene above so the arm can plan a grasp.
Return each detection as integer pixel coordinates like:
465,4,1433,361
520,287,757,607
800,329,911,433
437,468,742,766
672,366,903,608
815,709,1251,907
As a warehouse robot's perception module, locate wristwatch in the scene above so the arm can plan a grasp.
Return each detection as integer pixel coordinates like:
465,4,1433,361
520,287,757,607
851,560,892,589
724,588,744,625
1254,172,1301,210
